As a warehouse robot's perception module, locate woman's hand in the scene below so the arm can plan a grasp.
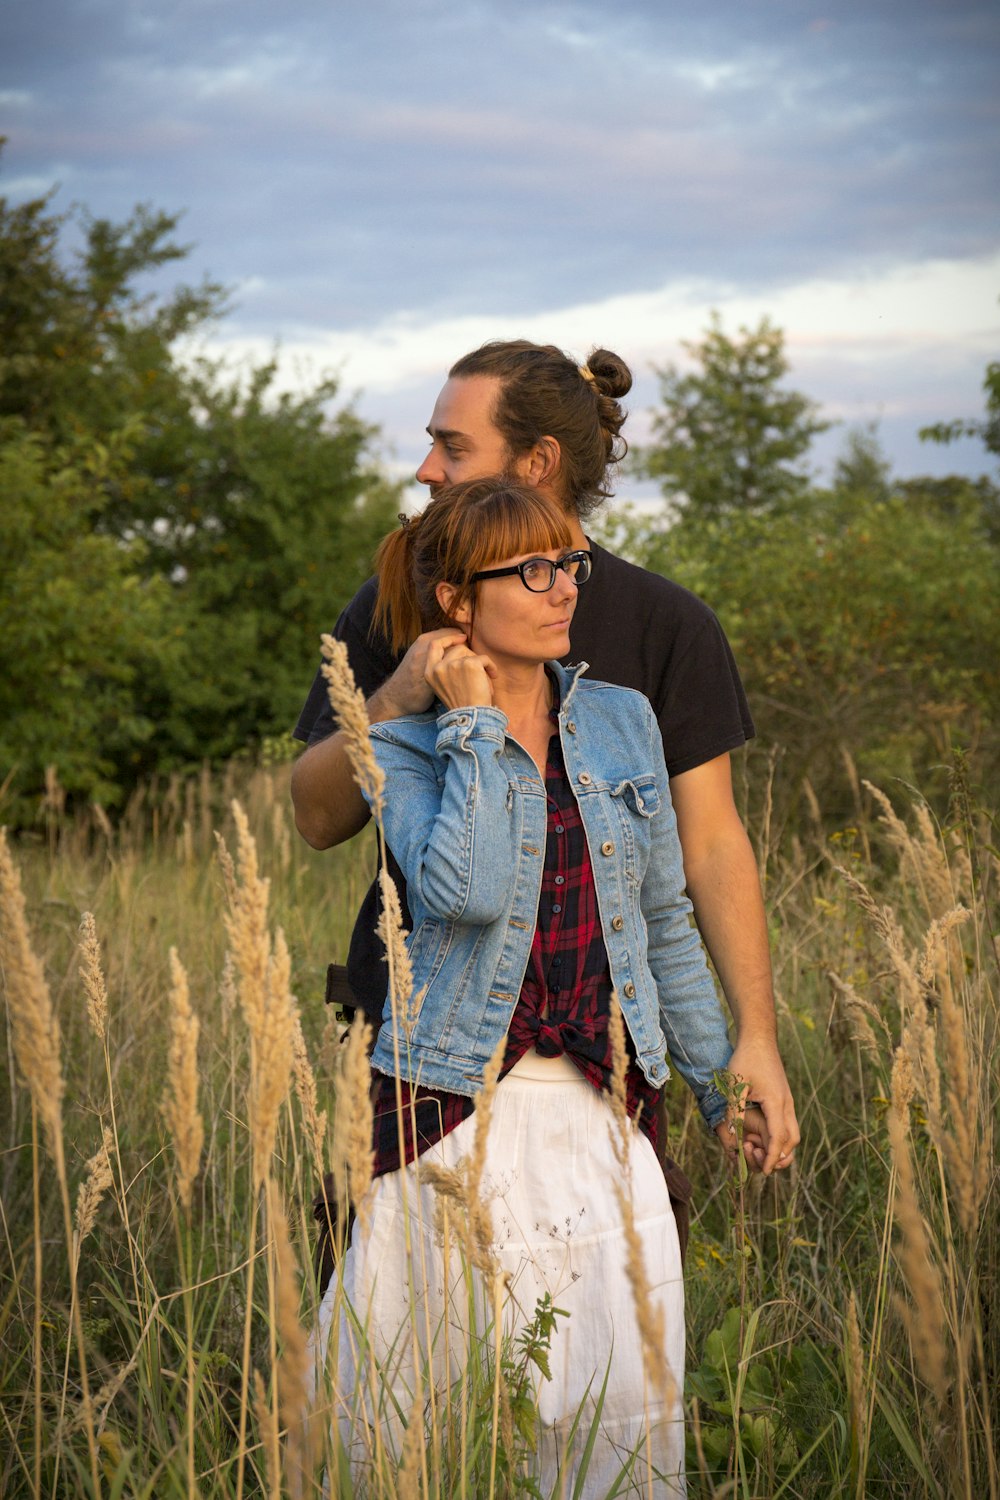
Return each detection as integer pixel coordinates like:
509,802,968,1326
425,637,498,711
715,1103,793,1174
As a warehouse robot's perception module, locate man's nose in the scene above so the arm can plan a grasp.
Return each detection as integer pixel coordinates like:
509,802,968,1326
416,451,443,486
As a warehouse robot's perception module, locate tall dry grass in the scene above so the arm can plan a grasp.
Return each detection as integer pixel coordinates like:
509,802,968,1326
0,747,997,1497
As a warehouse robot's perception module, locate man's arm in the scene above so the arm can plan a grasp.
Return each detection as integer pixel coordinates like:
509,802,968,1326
290,627,469,850
670,752,800,1174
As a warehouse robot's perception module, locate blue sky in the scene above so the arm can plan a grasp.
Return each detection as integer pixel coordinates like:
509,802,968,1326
4,0,999,499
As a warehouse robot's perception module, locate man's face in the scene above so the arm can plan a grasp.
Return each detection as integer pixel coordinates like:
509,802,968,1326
416,376,529,495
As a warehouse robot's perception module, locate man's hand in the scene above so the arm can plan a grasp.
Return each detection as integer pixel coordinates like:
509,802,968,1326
714,1102,773,1173
291,628,469,849
724,1037,799,1175
369,628,470,721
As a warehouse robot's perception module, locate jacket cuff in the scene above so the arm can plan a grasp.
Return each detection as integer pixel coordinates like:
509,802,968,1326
698,1083,729,1131
435,705,509,751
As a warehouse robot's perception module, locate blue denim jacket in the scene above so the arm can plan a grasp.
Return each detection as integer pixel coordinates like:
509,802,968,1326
365,660,732,1128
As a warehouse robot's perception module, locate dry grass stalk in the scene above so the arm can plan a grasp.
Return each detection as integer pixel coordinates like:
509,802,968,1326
889,1043,915,1125
78,912,109,1042
223,803,295,1185
606,994,675,1417
887,1076,950,1407
422,1038,505,1278
219,951,237,1037
377,867,416,1031
223,804,270,1040
828,972,890,1058
272,1194,312,1500
162,947,204,1213
845,1290,866,1460
253,1368,279,1497
0,828,65,1155
291,1014,328,1179
336,1015,374,1235
214,829,238,910
395,1396,425,1500
252,928,297,1185
320,634,385,815
74,1125,115,1250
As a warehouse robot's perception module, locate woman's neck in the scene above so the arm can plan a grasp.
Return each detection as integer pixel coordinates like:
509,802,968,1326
490,660,552,726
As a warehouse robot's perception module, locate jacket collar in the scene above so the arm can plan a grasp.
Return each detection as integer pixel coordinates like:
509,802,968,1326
548,658,589,712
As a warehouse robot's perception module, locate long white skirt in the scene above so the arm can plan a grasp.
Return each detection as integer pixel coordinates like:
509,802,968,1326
314,1049,687,1496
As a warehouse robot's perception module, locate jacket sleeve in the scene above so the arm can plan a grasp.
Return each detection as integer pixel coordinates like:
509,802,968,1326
638,704,733,1129
368,706,517,924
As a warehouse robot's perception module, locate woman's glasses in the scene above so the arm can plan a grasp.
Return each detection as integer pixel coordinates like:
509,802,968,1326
470,550,592,593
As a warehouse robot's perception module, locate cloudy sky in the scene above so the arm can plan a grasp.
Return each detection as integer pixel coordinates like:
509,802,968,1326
4,0,999,499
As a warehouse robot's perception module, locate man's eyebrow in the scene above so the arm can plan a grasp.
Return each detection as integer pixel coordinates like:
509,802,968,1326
426,424,467,441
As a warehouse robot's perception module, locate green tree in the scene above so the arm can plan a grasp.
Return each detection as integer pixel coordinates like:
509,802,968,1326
637,313,830,523
1,158,400,812
920,357,1000,467
624,477,998,830
0,427,170,809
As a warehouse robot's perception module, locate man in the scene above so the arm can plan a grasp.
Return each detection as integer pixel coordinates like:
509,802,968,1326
291,339,799,1174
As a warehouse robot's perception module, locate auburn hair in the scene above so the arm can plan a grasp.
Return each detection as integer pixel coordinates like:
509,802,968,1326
372,478,574,653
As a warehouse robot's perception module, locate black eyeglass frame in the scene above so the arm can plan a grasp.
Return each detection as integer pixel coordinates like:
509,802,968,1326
469,549,593,593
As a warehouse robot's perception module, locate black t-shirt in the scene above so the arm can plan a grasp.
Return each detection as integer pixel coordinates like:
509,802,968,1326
293,540,755,1019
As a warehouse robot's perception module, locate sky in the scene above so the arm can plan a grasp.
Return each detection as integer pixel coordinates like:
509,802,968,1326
3,0,1000,503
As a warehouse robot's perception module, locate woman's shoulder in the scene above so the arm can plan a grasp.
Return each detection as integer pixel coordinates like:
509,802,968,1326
570,675,657,725
368,712,440,750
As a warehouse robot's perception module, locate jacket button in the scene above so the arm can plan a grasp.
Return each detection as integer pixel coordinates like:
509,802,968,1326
567,721,577,733
601,840,615,856
611,915,624,931
457,714,469,724
622,982,636,999
578,771,591,785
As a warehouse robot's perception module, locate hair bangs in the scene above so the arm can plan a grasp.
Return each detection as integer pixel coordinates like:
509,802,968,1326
444,486,573,585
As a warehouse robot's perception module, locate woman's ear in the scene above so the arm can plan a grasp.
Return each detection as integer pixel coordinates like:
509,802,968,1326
435,580,471,625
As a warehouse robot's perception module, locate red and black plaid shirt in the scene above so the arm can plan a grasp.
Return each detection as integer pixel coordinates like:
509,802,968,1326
369,710,659,1178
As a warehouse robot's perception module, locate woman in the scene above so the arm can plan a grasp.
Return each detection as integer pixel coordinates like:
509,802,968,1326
318,477,763,1496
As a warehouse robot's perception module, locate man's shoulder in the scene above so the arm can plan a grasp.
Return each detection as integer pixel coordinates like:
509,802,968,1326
587,541,718,626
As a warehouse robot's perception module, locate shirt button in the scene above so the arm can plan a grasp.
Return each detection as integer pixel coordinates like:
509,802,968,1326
623,982,636,999
552,903,562,914
601,840,615,856
578,772,591,785
554,824,565,834
554,875,565,886
611,915,624,931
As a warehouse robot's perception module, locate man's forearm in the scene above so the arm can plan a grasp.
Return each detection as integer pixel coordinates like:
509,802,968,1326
683,825,776,1040
289,676,428,849
291,731,371,848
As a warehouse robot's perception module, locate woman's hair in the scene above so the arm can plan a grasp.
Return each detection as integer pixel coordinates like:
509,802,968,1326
373,478,574,653
448,341,632,520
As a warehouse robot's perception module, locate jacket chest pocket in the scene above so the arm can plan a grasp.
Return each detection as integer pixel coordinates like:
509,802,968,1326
609,777,661,876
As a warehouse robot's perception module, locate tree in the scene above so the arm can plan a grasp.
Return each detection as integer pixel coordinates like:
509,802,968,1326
621,476,998,830
920,357,1000,468
1,156,400,812
637,314,830,523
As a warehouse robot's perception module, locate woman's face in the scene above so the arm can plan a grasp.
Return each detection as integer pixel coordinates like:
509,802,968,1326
442,548,580,668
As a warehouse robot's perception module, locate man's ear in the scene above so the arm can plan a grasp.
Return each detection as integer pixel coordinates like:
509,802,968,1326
435,580,471,625
522,435,561,489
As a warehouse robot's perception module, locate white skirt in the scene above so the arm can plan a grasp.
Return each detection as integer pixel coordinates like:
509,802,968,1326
314,1049,687,1496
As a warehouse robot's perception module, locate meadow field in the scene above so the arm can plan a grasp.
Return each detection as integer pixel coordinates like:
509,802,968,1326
1,738,997,1499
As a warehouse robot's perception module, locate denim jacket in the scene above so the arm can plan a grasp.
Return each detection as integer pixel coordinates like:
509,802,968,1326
365,660,732,1128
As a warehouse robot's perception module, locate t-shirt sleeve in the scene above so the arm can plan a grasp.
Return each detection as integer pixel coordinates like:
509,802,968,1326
292,578,398,746
654,609,755,779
